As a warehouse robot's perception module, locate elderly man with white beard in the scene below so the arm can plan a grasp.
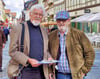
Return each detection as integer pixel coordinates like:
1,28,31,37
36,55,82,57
8,4,53,79
48,11,95,79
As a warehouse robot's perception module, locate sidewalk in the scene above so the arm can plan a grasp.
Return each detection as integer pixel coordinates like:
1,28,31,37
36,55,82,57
0,36,10,79
85,48,100,79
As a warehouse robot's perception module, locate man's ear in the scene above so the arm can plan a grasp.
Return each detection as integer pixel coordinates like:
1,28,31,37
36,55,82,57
67,18,71,25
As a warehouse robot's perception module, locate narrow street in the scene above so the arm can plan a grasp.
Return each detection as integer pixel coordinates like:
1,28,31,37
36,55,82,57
0,36,10,79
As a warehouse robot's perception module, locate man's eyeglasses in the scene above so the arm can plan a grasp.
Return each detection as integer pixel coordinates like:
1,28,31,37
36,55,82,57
56,19,67,22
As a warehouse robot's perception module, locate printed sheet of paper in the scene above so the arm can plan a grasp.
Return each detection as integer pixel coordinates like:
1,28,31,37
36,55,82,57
38,60,60,64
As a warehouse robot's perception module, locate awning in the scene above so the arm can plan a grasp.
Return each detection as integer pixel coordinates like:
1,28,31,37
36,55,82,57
88,13,100,22
71,13,100,22
41,21,57,26
41,22,48,26
71,13,93,22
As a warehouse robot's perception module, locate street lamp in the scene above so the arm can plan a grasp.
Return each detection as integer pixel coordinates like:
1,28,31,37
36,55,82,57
65,0,66,10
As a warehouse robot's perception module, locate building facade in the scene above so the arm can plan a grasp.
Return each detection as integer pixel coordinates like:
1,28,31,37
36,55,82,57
0,0,5,22
43,0,100,33
5,9,17,26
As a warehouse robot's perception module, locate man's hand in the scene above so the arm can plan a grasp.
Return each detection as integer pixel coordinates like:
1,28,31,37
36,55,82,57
49,73,54,79
28,58,41,67
48,57,54,66
82,73,85,79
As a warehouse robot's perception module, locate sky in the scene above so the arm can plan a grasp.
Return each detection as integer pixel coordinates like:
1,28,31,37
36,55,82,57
3,0,29,18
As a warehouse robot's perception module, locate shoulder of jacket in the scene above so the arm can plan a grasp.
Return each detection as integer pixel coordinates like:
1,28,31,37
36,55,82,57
71,28,86,40
71,28,83,35
49,29,58,38
41,26,46,30
40,26,48,34
11,22,22,33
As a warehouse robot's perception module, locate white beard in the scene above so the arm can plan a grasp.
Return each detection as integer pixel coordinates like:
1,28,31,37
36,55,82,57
32,21,40,26
58,26,68,33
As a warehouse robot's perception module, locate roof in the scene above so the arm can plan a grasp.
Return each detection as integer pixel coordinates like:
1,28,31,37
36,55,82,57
5,9,11,14
11,12,16,17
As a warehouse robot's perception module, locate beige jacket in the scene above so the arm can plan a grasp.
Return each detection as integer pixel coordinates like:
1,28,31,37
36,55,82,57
49,27,95,79
8,21,50,79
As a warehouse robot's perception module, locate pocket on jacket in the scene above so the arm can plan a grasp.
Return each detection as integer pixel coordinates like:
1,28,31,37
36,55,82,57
7,60,19,78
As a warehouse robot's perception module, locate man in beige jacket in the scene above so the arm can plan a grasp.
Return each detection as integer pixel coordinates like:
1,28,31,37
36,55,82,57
48,11,95,79
8,4,52,79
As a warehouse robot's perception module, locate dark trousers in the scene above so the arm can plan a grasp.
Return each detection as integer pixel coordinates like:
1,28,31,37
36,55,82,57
5,34,8,41
0,47,2,69
57,72,72,79
17,67,45,79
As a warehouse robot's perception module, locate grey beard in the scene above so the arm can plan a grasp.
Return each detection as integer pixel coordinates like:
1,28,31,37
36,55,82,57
58,26,68,33
32,21,40,26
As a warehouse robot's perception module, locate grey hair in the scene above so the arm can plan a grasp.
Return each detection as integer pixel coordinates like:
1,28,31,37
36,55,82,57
30,4,45,16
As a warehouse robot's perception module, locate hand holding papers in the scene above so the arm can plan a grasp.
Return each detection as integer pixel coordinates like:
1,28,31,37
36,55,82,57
38,60,60,64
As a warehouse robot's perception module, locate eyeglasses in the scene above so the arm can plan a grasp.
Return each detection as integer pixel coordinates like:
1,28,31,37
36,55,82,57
32,12,43,17
56,19,67,22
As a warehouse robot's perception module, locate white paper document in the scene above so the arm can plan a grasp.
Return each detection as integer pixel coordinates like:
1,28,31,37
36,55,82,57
38,60,60,64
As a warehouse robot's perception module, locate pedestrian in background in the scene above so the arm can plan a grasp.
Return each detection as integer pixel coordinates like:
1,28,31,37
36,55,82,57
48,11,95,79
8,4,52,79
0,29,6,72
3,26,9,41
